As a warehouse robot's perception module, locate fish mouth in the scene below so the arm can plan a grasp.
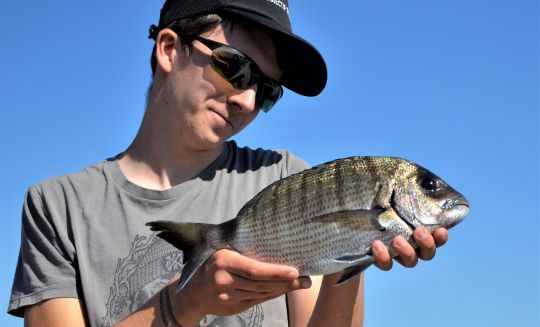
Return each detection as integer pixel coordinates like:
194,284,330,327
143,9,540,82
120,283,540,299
443,197,470,229
442,197,469,210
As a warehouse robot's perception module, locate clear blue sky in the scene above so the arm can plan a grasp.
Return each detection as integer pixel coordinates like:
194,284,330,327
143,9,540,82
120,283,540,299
1,1,538,326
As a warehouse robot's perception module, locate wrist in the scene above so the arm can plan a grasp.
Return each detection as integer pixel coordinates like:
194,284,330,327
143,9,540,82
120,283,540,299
160,287,182,326
169,283,205,327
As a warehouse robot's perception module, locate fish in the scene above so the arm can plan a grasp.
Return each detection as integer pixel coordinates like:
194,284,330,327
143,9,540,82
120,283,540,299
146,156,469,291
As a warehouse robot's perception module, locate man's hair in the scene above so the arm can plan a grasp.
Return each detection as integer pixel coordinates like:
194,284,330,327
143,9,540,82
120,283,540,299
149,14,223,77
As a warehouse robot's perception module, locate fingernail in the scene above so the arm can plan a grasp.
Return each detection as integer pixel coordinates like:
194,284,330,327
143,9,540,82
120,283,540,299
301,278,312,288
416,228,428,240
287,269,299,279
372,241,383,253
395,237,407,248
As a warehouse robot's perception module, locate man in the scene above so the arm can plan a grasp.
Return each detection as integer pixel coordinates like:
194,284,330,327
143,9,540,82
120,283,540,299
9,0,448,326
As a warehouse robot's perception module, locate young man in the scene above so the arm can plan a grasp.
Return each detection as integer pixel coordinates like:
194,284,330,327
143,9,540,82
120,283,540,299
9,1,448,326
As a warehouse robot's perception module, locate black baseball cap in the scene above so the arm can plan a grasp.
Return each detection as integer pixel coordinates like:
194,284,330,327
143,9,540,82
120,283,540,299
149,0,327,96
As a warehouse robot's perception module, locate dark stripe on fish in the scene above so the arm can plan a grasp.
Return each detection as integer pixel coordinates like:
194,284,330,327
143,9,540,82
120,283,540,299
301,169,309,219
335,159,346,209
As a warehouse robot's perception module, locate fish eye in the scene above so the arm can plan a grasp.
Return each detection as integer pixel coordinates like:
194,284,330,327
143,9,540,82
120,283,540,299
420,177,439,192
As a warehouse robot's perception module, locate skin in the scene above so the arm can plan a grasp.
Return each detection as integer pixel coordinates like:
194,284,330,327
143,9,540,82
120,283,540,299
23,19,449,327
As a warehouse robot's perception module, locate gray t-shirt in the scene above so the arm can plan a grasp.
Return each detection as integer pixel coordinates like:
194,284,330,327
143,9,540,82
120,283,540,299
8,141,310,326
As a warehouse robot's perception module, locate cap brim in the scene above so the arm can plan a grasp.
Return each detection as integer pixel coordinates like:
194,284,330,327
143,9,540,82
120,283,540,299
220,7,327,96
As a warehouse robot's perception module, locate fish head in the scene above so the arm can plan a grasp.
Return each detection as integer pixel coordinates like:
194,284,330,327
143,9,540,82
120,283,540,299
392,163,470,231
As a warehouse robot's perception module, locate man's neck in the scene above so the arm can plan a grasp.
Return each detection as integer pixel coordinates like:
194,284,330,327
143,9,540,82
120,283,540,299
118,141,223,191
118,109,224,191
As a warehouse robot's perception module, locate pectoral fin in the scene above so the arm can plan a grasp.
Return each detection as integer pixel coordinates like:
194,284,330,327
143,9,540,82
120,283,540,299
333,254,375,285
308,209,385,231
376,207,405,231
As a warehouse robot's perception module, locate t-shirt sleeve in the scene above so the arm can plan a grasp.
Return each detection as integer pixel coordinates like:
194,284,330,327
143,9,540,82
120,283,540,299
282,151,311,177
8,184,79,317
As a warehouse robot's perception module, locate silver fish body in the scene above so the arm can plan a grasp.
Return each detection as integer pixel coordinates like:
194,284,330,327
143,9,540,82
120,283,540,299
147,156,469,290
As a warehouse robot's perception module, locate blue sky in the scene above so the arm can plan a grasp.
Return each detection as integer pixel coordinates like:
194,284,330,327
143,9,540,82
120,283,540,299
1,1,538,326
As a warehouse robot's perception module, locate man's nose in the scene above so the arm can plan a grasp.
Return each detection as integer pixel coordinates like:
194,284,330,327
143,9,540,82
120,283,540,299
227,85,258,112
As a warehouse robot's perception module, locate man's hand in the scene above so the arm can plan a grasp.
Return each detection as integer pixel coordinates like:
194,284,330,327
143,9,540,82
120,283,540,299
371,227,449,270
175,249,311,324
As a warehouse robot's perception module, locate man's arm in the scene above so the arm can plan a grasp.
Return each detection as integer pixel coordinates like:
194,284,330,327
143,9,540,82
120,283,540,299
24,298,87,327
116,249,310,327
288,274,364,327
21,249,308,327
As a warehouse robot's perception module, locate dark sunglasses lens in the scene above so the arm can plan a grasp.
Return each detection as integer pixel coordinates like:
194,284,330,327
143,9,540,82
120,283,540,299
211,48,254,88
258,82,283,113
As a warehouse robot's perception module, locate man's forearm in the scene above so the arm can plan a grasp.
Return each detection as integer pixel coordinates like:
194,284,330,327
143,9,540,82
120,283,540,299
308,273,364,327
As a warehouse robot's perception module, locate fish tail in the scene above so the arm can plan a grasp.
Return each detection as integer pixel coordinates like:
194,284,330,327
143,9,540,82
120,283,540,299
146,220,218,291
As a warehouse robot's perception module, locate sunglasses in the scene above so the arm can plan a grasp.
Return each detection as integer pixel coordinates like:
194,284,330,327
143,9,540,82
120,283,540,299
192,36,283,113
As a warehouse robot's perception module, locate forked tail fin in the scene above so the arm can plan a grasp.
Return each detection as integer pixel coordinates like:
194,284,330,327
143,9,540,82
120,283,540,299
146,220,215,291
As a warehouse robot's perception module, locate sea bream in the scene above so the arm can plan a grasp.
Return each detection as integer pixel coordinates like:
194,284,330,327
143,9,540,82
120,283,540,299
146,156,469,290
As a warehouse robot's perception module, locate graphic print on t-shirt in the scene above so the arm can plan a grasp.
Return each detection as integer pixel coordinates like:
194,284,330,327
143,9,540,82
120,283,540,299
100,233,264,326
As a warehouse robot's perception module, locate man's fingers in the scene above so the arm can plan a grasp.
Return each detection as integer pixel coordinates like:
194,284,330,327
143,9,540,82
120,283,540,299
210,291,279,316
232,275,312,293
392,236,418,268
216,289,273,303
212,266,305,293
433,228,449,247
413,228,437,261
372,240,393,271
216,250,299,281
217,277,312,302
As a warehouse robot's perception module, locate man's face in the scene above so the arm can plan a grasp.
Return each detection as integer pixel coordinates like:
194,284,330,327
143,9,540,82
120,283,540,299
162,21,282,152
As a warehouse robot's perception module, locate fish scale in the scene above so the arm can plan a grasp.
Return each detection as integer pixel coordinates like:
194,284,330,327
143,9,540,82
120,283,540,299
147,156,469,289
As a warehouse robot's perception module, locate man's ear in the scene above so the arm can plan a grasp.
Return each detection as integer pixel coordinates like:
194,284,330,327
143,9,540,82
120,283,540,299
155,29,181,74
